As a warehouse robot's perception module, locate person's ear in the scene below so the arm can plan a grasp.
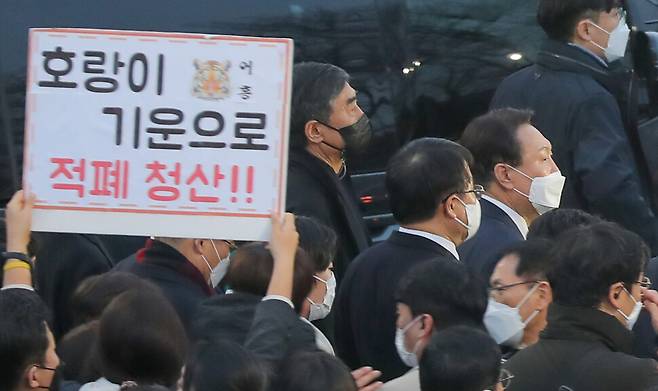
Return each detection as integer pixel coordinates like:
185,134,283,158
575,18,594,42
192,239,206,255
493,163,515,190
536,281,553,310
304,120,323,145
419,315,434,338
442,195,459,220
26,365,40,389
608,282,625,309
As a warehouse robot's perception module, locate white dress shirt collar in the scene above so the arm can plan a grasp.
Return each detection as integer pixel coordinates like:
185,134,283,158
481,195,528,239
398,227,459,260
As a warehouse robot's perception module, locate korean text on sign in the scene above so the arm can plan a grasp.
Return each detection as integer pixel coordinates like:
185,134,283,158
23,28,293,240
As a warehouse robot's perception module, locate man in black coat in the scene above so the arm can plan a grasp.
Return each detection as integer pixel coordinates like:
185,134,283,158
285,62,371,284
490,0,658,254
334,138,482,381
458,109,564,281
128,237,232,333
504,223,658,390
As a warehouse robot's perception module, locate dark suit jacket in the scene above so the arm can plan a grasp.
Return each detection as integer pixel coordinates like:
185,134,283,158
458,198,525,282
334,231,457,381
128,240,213,334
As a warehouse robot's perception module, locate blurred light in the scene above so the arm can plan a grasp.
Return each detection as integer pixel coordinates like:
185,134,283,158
402,67,411,74
360,195,374,204
507,53,523,61
412,60,421,66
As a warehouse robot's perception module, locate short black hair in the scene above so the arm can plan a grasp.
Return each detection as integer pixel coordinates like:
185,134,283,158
70,272,159,327
459,108,533,186
295,216,337,273
386,138,474,225
527,208,604,241
548,222,649,307
290,62,350,150
419,325,501,391
395,258,487,329
98,290,187,386
537,0,620,42
58,320,101,384
0,289,51,391
273,350,357,391
225,243,315,313
498,239,555,280
183,339,269,391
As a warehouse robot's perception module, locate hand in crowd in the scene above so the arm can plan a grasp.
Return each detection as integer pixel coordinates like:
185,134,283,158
269,212,299,263
5,189,35,252
352,366,383,391
266,212,298,299
642,289,658,334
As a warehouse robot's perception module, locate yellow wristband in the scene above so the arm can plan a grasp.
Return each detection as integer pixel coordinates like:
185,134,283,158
3,260,32,272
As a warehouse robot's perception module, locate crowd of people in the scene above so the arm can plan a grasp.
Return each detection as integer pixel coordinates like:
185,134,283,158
3,0,658,390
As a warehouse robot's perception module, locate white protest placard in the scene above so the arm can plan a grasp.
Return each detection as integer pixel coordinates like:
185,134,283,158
23,28,293,240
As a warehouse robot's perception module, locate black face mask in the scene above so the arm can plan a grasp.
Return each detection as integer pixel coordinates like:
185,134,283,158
317,114,372,154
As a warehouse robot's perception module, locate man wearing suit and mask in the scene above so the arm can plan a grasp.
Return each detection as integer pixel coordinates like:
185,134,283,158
335,137,482,381
458,108,564,282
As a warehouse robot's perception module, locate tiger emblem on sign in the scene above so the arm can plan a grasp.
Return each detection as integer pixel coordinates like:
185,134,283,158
192,59,231,100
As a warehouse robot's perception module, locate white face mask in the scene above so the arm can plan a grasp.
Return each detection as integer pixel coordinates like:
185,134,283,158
617,287,642,330
307,272,337,321
395,315,424,368
588,16,630,62
484,283,541,348
507,165,566,215
201,240,230,288
453,198,482,241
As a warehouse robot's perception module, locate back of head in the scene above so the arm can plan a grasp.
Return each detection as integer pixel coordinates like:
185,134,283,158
396,258,487,329
548,222,648,307
419,326,501,391
0,289,50,391
71,272,159,326
537,0,620,42
183,339,269,391
295,216,337,272
58,320,101,384
225,242,315,311
274,350,357,391
459,108,532,186
98,289,187,386
386,138,473,225
527,208,604,240
290,62,350,150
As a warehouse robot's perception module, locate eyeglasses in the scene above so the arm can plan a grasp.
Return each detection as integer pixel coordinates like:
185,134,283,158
488,280,541,296
483,368,514,391
222,240,238,252
635,276,652,289
443,184,486,202
33,364,57,371
463,184,486,200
